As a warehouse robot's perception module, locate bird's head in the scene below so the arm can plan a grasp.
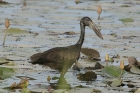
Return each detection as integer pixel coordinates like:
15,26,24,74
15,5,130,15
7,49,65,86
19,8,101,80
80,17,103,39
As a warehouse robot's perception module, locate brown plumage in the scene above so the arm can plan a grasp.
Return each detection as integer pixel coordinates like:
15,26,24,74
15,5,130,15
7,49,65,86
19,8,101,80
30,17,103,76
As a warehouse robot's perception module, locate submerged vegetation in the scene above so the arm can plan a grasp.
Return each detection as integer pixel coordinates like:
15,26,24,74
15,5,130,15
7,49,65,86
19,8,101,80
6,28,27,34
77,71,97,81
0,67,15,79
119,18,134,22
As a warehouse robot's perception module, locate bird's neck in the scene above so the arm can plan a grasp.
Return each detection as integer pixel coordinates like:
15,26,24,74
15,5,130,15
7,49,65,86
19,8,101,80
77,22,85,47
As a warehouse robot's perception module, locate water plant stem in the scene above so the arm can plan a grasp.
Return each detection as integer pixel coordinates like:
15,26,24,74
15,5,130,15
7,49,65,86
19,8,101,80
98,14,100,20
106,61,108,66
2,28,8,46
119,69,123,79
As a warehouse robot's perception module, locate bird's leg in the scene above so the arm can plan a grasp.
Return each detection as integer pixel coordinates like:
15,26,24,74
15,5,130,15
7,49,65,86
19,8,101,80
60,72,64,77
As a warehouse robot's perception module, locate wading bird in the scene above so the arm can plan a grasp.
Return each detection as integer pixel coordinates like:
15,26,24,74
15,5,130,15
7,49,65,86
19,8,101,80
30,17,103,77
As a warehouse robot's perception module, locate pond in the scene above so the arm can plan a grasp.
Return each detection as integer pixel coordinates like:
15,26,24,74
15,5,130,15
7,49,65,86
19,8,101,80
0,0,140,93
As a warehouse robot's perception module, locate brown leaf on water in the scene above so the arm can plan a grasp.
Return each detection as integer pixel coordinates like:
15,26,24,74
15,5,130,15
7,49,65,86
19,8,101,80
110,33,117,37
77,71,97,81
122,36,131,39
75,0,81,4
125,57,140,71
64,31,76,35
47,76,51,82
10,78,29,89
128,56,137,67
10,82,16,88
84,62,104,70
94,62,104,69
93,89,101,93
81,48,100,58
112,54,120,59
124,65,131,72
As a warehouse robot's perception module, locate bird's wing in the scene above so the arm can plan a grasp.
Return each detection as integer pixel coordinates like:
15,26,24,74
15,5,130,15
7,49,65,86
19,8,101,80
43,45,80,62
30,45,79,65
42,47,70,62
30,47,70,63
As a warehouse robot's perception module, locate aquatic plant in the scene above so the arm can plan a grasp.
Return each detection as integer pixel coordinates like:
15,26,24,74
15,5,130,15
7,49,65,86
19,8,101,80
97,5,102,20
3,18,10,46
0,67,15,79
119,18,134,22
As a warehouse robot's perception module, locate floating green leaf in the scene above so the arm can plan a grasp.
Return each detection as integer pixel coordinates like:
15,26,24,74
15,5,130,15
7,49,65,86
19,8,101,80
0,58,9,65
119,18,134,22
52,76,59,80
111,79,122,87
21,88,31,93
7,28,27,34
130,66,140,74
0,67,15,79
102,66,125,78
81,48,100,58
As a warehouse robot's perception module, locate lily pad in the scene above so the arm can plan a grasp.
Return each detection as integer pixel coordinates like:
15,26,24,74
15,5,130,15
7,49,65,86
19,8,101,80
110,79,122,87
21,88,31,93
112,54,120,59
64,31,76,35
102,66,125,78
0,58,9,65
130,66,140,74
77,71,97,81
0,67,15,79
128,56,137,67
84,62,104,70
52,77,59,80
119,18,134,22
81,48,100,58
7,28,27,34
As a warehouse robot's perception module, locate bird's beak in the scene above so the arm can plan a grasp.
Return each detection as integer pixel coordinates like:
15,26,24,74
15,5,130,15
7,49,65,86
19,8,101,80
89,21,103,40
